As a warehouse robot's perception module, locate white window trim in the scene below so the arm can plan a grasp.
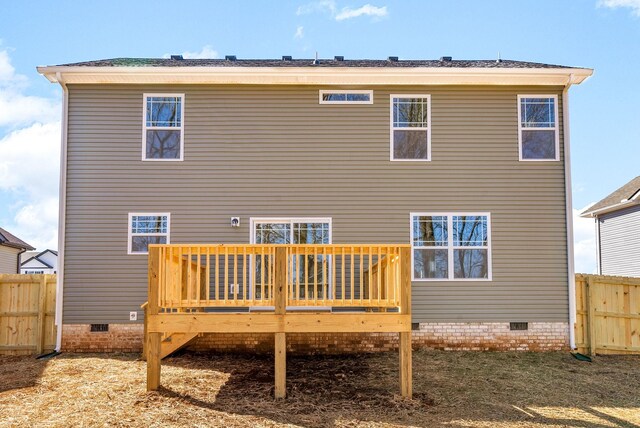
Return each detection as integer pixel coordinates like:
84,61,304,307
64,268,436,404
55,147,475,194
142,93,185,162
410,212,492,282
128,212,171,255
249,217,333,310
390,94,432,162
517,94,560,162
318,90,374,104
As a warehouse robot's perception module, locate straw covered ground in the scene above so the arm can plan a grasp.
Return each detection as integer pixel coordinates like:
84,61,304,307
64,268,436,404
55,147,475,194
1,349,639,427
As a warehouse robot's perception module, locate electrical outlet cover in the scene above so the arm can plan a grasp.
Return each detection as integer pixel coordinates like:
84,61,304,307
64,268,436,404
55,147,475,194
129,311,137,321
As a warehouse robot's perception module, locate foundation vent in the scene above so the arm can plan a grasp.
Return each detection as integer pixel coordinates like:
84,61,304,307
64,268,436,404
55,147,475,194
509,322,528,331
90,324,109,332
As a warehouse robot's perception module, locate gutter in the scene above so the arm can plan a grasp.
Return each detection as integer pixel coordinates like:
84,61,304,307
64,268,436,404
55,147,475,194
54,73,69,352
36,65,594,86
580,197,640,218
563,78,577,350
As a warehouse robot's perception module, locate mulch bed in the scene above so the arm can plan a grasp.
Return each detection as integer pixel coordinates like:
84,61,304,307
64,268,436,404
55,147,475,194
1,350,639,427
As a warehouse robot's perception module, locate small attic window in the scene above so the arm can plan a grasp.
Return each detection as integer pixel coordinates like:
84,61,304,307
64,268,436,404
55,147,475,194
319,90,373,104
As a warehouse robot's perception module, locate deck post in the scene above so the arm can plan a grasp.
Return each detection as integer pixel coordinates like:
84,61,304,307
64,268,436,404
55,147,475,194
147,246,161,391
274,247,287,398
274,332,286,398
399,247,412,398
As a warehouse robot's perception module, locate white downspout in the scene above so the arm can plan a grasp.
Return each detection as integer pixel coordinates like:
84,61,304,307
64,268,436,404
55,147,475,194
55,73,69,352
595,218,602,275
563,78,576,350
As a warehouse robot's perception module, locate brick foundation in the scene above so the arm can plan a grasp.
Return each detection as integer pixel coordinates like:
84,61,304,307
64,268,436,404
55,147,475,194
61,322,569,353
62,324,143,352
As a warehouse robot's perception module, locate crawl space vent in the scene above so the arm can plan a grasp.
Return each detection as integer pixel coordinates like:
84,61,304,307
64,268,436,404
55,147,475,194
509,322,528,331
90,324,109,332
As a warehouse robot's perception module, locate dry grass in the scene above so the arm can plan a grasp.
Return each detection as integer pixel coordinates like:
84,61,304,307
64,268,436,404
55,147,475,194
1,350,639,427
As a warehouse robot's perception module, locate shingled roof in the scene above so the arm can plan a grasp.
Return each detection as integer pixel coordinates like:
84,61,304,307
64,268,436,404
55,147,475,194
581,176,640,217
55,57,579,69
0,227,35,250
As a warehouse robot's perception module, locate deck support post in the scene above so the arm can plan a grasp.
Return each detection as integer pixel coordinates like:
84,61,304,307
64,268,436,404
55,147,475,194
146,246,161,391
399,247,412,398
273,247,288,398
274,332,286,398
399,331,412,397
147,332,161,390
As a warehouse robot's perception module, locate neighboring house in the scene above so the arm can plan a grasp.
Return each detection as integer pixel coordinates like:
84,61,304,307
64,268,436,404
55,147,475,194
0,227,35,274
38,56,592,353
20,249,58,274
581,176,640,277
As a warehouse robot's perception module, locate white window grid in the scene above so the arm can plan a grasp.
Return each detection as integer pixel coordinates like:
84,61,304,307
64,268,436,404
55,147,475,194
410,212,492,281
517,94,559,162
142,93,185,161
390,94,432,161
249,217,333,303
319,90,373,104
128,212,171,255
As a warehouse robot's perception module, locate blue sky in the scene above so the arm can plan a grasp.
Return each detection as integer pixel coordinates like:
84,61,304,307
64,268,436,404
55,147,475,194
1,0,639,272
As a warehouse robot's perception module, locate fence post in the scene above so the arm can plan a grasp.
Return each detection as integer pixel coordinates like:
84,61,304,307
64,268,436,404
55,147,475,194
147,246,162,391
274,246,287,399
586,276,597,356
399,247,412,398
35,275,48,354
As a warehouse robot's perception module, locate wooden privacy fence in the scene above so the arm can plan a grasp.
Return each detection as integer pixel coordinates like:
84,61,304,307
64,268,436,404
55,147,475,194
575,274,640,355
0,274,57,355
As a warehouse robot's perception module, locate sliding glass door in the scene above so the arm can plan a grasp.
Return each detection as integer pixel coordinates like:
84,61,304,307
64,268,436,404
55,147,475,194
252,218,331,300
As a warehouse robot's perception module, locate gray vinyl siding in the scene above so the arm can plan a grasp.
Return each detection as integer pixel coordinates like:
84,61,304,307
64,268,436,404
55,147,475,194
599,204,640,277
0,246,20,273
63,84,568,324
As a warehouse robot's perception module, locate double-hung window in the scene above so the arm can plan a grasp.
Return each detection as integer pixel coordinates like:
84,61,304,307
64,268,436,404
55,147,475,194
143,94,184,161
517,95,559,161
390,95,431,161
411,213,491,281
128,213,170,254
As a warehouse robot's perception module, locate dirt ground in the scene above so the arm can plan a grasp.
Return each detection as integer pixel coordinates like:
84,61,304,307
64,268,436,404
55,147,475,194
0,350,639,428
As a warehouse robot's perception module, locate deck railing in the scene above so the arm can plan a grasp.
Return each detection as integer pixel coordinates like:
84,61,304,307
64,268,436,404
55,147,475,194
145,243,413,398
151,244,409,311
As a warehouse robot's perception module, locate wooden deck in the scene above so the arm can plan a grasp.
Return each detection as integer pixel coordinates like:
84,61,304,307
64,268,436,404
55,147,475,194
144,244,412,398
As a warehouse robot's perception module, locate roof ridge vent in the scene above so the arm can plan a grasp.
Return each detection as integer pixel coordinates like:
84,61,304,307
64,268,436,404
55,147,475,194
334,55,344,61
170,55,183,61
225,55,237,61
282,55,292,61
440,56,452,62
388,56,399,62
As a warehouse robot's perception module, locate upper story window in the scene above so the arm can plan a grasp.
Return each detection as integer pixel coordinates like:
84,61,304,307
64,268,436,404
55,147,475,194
319,90,373,104
143,94,184,161
128,213,170,254
518,95,559,161
390,95,431,161
411,213,491,281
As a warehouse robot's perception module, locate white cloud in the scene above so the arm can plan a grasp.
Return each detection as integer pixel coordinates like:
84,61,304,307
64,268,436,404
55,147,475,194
0,50,59,128
297,0,336,15
13,197,59,250
163,45,219,60
297,1,387,21
598,0,640,16
294,26,305,39
573,205,597,274
0,122,61,195
335,4,387,20
0,49,61,251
